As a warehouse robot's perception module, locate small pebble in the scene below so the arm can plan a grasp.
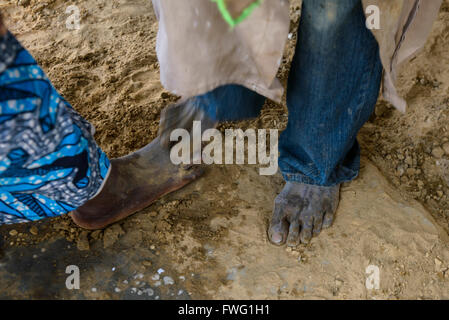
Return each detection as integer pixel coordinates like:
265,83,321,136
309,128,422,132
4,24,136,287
9,230,18,236
442,142,449,155
152,274,160,281
18,0,31,7
157,268,165,274
435,258,443,271
91,288,97,293
143,288,154,296
335,279,344,287
134,273,144,279
149,211,158,217
163,276,174,285
142,261,152,267
29,226,38,235
432,147,444,159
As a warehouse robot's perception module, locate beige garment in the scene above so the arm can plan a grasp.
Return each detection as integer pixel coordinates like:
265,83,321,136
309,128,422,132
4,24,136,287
152,0,442,112
363,0,443,112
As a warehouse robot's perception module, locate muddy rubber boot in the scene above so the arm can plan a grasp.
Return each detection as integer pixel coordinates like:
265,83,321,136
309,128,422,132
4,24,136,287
71,99,216,230
71,137,204,230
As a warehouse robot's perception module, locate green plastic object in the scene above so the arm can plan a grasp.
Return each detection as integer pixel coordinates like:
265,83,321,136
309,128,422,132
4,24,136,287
211,0,262,28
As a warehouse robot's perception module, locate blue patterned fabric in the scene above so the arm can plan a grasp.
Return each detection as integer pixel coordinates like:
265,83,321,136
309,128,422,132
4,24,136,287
0,32,110,225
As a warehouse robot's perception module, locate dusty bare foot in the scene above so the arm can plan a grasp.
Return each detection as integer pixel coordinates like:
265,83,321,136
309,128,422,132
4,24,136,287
71,137,204,230
268,182,340,246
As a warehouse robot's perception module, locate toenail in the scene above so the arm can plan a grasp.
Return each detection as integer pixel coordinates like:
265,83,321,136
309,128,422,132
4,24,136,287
270,232,283,244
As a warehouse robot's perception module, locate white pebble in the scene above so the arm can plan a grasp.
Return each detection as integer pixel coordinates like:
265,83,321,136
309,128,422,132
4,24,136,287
144,288,154,296
133,273,144,279
163,276,174,285
157,268,165,274
151,274,160,281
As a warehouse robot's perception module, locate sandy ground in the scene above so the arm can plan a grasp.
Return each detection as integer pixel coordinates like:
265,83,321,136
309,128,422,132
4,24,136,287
0,0,449,299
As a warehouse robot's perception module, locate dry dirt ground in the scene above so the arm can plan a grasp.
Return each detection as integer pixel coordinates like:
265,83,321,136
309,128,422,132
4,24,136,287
0,0,449,299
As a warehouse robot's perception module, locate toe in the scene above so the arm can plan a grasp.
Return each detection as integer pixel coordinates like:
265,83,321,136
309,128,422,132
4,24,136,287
286,222,300,247
322,187,340,228
268,220,288,246
299,218,313,244
322,203,335,228
269,197,291,246
322,212,334,229
312,214,323,236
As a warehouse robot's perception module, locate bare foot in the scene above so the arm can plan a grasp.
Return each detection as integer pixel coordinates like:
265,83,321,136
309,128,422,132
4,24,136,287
268,182,340,246
71,137,204,230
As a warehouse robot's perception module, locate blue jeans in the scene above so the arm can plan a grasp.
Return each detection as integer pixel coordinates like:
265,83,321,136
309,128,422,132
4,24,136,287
190,0,383,186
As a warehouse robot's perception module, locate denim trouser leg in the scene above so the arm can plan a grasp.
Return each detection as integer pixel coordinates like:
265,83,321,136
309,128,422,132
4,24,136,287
194,0,383,187
190,84,265,122
279,0,383,186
